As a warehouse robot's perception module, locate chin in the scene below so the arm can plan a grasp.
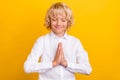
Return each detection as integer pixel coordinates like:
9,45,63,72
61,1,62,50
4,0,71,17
54,30,61,33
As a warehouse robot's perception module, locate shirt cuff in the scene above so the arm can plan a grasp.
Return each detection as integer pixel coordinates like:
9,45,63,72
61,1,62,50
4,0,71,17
40,61,53,69
67,61,75,69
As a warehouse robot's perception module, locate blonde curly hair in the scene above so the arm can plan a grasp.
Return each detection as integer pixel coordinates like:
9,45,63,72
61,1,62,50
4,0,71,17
44,2,74,29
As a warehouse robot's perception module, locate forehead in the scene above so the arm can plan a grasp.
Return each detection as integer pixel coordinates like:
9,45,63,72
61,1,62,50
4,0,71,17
50,9,67,18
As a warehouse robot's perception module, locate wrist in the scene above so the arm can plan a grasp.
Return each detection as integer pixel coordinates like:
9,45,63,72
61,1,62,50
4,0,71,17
61,60,67,68
63,61,67,68
52,61,57,67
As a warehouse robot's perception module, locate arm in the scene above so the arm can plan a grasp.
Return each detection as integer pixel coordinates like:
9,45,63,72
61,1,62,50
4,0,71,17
66,40,92,75
24,37,53,73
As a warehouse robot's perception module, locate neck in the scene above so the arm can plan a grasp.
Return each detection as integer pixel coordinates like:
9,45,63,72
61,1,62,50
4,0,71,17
53,31,66,38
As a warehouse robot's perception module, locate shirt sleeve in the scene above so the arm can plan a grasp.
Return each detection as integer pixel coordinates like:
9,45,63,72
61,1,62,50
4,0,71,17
24,37,53,73
66,39,92,75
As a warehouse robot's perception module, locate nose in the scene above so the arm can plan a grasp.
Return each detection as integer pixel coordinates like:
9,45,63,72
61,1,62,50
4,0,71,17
57,20,61,26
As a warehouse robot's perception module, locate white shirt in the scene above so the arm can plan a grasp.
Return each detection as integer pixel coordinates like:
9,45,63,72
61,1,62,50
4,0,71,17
24,31,92,80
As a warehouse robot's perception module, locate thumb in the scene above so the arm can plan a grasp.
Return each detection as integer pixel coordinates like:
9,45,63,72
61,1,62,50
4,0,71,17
58,42,62,50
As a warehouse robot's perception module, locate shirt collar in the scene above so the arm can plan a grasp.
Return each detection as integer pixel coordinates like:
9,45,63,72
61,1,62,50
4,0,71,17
50,31,68,40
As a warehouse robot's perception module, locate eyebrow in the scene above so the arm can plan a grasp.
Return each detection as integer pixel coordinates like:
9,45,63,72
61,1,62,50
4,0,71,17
51,16,67,19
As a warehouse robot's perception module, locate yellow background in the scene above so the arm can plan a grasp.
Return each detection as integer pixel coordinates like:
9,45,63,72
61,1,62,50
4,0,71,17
0,0,120,80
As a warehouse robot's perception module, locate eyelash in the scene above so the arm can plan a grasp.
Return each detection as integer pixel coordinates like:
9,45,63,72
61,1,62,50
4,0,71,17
52,19,56,21
51,19,66,22
62,20,66,22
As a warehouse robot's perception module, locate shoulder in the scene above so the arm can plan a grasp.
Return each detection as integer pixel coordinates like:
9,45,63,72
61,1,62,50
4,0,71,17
67,34,80,42
67,35,86,51
67,34,84,47
36,33,50,42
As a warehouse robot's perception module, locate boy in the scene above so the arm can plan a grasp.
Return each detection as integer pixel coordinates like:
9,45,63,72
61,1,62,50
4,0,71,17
24,2,92,80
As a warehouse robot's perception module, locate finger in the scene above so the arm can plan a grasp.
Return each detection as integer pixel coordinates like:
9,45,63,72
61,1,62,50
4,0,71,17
58,42,62,49
56,43,60,54
61,48,65,59
60,48,64,59
57,43,61,50
61,47,64,54
60,43,62,47
61,51,63,59
60,42,63,48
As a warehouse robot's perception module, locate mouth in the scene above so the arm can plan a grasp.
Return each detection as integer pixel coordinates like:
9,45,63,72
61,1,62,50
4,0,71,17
55,26,62,29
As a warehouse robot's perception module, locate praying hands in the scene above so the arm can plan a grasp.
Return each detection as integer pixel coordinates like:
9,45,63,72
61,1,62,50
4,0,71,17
52,42,67,67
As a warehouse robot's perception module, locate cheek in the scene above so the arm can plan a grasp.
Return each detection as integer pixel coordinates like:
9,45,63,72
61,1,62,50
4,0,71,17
51,21,56,26
63,22,68,27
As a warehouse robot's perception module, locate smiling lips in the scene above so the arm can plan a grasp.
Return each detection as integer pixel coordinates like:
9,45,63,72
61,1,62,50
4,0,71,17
55,26,62,29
